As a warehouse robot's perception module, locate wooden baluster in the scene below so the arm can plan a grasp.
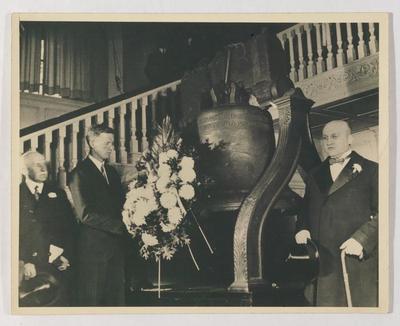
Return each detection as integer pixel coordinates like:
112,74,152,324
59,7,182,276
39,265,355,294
346,23,356,62
357,23,367,59
97,111,104,125
325,23,335,69
368,22,378,54
129,99,139,162
58,127,67,188
83,117,91,157
141,96,149,151
304,23,315,77
70,122,79,171
20,140,25,154
43,131,52,162
30,136,38,152
107,108,116,162
288,30,298,82
151,92,158,127
314,23,325,74
336,23,345,67
118,104,128,163
296,26,306,81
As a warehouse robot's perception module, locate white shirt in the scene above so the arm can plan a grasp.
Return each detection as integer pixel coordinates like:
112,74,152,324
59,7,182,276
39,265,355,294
88,155,109,184
329,150,352,182
25,177,44,195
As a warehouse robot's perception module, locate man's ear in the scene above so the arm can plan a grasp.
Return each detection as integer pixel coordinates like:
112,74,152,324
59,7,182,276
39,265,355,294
348,134,353,146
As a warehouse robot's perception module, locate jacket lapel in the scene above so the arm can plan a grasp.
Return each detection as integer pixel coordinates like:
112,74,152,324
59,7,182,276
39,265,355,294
312,159,333,195
84,157,111,187
327,151,361,196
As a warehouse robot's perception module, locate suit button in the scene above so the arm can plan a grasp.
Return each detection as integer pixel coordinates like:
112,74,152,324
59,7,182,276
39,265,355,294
29,210,34,214
32,252,38,257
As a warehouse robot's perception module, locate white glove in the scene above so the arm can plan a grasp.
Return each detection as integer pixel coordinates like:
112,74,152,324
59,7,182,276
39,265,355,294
295,230,311,244
340,238,364,259
23,263,37,280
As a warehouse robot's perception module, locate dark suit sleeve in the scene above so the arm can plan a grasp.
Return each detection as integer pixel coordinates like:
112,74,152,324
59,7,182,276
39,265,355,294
50,189,77,259
351,164,378,256
69,170,124,235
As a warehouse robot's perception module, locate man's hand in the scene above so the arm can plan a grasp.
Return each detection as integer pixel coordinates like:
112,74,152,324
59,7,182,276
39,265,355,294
340,238,364,259
23,263,37,280
57,256,70,271
295,230,311,244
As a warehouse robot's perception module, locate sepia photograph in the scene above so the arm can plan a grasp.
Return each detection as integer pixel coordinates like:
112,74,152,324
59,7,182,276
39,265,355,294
10,13,389,313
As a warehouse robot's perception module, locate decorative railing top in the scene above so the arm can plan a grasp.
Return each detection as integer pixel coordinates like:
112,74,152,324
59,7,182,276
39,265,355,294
20,79,181,138
276,22,379,85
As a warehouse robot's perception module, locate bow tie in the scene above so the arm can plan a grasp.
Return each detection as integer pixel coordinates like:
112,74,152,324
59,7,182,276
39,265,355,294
329,156,349,165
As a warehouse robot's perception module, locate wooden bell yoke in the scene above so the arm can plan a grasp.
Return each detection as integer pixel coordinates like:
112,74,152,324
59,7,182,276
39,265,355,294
229,88,316,293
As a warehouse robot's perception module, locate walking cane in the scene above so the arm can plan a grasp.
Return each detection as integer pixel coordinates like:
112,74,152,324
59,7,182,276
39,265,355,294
340,250,353,307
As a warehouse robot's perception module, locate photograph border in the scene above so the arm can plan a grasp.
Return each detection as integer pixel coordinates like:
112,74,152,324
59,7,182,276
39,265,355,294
10,12,390,314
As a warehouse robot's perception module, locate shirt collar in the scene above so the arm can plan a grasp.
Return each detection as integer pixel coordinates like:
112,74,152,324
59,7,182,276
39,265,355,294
88,154,105,172
338,149,352,160
330,149,352,161
25,177,44,195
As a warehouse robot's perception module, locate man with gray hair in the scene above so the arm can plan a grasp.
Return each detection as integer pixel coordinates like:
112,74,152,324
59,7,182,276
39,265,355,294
69,124,126,306
295,120,378,307
19,151,75,306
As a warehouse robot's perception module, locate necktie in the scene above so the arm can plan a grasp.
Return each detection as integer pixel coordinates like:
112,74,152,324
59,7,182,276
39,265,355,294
34,185,40,201
329,155,350,165
100,164,109,184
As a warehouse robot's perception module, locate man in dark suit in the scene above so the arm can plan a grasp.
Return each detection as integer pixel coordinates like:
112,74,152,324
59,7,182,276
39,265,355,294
69,124,126,306
295,120,378,307
19,151,75,306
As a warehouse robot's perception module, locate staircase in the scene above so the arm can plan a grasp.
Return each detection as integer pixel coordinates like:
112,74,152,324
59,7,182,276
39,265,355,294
20,80,181,188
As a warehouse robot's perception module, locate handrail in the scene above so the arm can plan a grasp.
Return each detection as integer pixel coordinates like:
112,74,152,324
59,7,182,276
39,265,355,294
20,79,181,137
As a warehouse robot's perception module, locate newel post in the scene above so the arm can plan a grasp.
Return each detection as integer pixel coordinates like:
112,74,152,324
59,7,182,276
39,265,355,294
229,88,315,293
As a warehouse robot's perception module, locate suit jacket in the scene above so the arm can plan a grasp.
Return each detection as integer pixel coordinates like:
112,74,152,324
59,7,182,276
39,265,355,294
19,181,76,270
297,151,378,307
68,158,125,259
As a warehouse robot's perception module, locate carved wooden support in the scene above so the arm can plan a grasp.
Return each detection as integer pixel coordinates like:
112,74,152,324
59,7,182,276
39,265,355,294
229,87,314,292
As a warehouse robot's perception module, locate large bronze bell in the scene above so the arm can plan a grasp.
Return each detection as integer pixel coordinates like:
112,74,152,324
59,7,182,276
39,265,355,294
197,104,275,211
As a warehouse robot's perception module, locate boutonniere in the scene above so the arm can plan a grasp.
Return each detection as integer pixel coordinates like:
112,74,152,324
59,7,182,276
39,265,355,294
352,163,362,175
48,192,57,198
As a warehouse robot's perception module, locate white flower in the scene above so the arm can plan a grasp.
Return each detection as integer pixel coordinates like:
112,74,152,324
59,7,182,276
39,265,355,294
147,172,158,184
160,222,177,232
178,168,196,183
48,192,57,198
122,210,131,226
159,152,169,164
128,180,137,190
158,164,172,177
160,191,177,209
142,233,158,246
170,173,178,182
135,198,152,216
132,211,146,226
167,149,178,159
156,176,170,193
168,207,183,224
180,156,195,170
124,196,136,210
179,184,195,201
142,186,156,201
352,163,362,174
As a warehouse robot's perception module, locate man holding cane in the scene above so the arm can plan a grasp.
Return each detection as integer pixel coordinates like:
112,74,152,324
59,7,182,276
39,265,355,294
295,120,378,307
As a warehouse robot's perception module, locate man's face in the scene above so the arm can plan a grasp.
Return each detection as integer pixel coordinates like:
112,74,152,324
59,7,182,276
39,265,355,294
90,133,114,161
26,154,48,183
322,122,351,158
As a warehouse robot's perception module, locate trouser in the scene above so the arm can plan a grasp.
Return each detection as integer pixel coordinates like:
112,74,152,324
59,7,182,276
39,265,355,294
76,248,125,306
